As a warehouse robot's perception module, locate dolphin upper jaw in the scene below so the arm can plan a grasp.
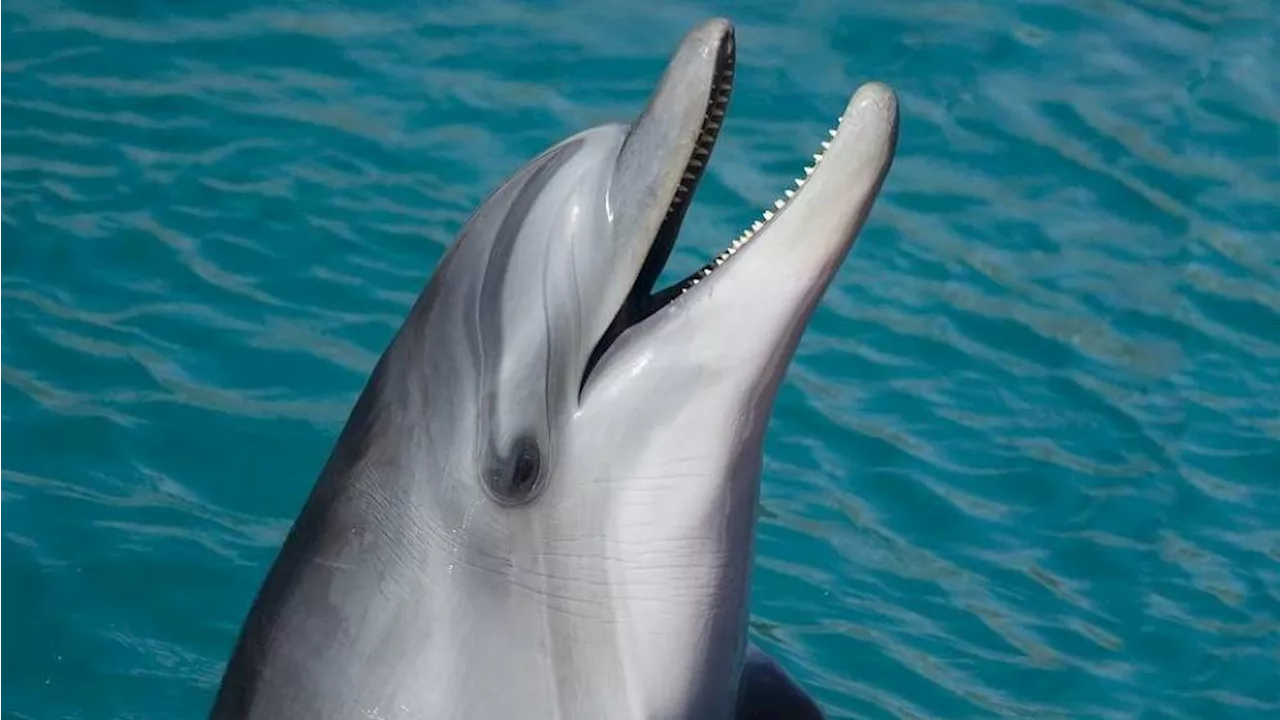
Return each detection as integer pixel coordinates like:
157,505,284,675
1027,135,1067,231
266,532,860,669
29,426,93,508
584,18,736,385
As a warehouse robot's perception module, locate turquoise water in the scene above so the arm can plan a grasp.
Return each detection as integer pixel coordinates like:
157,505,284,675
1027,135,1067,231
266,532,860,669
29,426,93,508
4,0,1278,717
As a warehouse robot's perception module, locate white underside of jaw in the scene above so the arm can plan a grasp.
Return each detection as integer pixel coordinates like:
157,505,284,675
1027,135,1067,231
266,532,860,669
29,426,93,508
683,116,844,292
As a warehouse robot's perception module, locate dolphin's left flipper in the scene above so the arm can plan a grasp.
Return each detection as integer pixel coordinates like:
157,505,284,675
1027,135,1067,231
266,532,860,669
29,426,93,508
735,642,826,720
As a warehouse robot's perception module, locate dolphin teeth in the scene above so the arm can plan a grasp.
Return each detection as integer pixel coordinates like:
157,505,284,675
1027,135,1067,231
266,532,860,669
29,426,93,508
680,107,853,297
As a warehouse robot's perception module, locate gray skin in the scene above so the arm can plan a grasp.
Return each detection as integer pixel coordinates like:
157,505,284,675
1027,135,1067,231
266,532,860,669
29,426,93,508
210,17,898,720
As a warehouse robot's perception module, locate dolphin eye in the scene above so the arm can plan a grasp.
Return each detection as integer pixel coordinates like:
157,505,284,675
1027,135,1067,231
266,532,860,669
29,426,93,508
485,436,544,505
511,440,540,493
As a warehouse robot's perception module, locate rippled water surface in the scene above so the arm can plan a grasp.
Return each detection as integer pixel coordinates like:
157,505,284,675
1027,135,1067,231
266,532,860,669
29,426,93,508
4,1,1279,718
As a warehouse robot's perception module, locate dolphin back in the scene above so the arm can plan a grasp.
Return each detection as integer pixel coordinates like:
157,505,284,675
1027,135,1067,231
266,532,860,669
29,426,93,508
736,643,826,720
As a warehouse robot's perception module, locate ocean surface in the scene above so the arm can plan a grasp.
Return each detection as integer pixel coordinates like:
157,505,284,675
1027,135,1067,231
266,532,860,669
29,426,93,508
4,0,1278,718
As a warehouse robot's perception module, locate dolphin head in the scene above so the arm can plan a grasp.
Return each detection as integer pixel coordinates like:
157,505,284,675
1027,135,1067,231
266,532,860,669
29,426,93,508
407,19,740,509
349,16,897,717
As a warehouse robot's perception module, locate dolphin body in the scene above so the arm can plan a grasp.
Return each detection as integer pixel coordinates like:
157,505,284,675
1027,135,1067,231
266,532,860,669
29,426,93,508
211,17,898,720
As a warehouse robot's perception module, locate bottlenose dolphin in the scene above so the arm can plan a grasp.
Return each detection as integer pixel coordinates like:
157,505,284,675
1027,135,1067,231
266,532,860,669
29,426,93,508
211,17,898,720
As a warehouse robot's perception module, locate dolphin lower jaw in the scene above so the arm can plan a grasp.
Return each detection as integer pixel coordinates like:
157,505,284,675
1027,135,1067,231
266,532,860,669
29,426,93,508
658,83,893,305
679,120,843,290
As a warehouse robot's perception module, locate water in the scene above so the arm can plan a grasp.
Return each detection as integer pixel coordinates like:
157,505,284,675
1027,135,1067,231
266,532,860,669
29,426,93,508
3,0,1278,717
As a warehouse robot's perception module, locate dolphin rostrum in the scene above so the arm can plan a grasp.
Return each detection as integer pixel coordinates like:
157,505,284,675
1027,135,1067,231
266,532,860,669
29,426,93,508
211,16,898,720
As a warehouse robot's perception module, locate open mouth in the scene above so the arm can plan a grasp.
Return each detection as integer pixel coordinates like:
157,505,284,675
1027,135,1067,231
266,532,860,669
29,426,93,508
582,28,843,388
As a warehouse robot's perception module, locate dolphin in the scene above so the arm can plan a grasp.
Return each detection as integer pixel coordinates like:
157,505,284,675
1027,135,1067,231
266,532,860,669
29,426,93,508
210,16,898,720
